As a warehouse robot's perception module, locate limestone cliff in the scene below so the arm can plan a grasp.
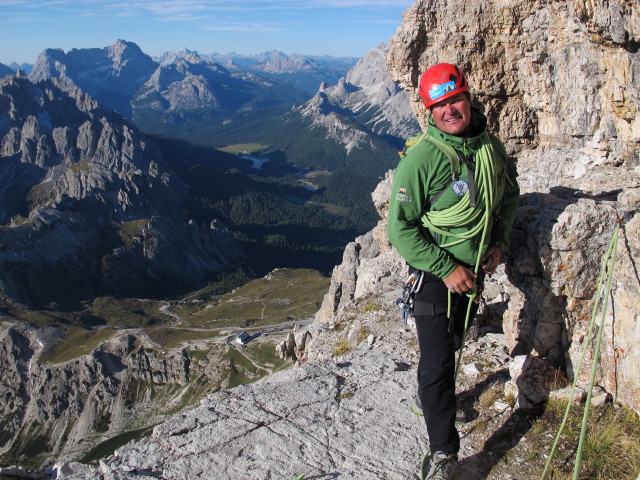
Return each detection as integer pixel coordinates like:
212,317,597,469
345,0,640,410
386,0,639,162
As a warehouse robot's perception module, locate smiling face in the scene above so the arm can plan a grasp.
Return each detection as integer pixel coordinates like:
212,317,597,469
430,92,472,136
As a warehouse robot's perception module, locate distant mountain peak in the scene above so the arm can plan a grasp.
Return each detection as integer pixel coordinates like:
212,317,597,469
29,40,159,119
157,47,202,65
296,43,419,146
252,53,320,74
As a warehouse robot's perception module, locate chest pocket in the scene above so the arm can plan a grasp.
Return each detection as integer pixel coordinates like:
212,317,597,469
428,160,474,212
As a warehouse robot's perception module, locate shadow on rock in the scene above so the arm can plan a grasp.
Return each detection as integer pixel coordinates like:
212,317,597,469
458,403,546,479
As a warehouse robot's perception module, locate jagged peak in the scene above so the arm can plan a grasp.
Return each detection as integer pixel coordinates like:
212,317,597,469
108,39,145,55
157,47,203,66
106,40,154,70
35,48,66,61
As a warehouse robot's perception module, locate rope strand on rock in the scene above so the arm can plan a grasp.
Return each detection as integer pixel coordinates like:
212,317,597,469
539,219,622,480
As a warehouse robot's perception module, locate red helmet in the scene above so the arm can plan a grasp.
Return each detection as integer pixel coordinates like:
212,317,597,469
418,63,470,108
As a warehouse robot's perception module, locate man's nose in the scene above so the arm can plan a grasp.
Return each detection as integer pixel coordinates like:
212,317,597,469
442,102,456,114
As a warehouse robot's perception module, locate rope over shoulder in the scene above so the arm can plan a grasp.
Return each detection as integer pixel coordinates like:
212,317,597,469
420,131,497,250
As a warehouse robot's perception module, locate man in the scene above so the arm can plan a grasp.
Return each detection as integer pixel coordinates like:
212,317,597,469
387,63,519,479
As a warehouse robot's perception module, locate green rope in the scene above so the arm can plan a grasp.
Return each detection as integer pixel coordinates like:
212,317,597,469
419,449,431,480
572,221,620,479
421,132,497,249
539,220,621,480
418,132,499,380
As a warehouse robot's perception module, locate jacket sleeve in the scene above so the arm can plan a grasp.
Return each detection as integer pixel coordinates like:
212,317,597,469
386,150,458,278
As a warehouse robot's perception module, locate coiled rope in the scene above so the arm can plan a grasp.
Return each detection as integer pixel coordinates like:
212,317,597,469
540,219,622,480
421,131,497,249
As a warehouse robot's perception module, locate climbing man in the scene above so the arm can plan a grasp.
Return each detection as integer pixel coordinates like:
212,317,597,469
387,63,520,479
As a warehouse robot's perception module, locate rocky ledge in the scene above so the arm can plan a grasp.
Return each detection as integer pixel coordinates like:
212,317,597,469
50,307,541,480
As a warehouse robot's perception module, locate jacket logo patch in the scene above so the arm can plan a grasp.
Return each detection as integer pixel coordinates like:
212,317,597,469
396,187,412,202
452,180,468,196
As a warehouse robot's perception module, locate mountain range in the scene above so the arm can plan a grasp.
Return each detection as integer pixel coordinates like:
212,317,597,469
0,72,242,307
13,41,355,123
0,40,418,308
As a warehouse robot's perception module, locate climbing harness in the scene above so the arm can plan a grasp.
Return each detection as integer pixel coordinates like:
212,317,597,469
540,219,623,480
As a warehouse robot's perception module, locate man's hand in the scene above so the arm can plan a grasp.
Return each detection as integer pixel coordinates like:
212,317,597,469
483,246,502,275
443,265,476,293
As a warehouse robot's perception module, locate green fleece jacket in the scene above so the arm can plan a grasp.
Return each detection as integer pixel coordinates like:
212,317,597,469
387,111,519,278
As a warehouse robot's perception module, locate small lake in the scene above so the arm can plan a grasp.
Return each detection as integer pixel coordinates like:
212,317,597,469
240,154,270,169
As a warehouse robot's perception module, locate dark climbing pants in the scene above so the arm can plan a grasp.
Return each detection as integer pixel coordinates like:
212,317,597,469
413,271,478,454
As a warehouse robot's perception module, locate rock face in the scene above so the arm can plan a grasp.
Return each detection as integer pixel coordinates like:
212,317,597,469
29,40,158,120
0,73,240,306
0,321,203,467
380,0,639,412
57,351,427,480
386,1,640,163
297,44,420,153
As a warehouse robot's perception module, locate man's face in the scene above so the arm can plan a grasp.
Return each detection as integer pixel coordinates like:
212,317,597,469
430,93,472,136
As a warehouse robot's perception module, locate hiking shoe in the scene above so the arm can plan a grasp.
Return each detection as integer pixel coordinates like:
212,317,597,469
424,451,458,480
412,396,469,423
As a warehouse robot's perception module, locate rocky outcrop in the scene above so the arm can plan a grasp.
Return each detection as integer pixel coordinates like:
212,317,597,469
0,322,198,467
29,40,158,120
57,352,426,480
0,73,241,306
381,0,640,412
297,44,420,152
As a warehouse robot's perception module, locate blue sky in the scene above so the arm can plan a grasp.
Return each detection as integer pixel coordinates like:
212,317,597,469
0,0,414,65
